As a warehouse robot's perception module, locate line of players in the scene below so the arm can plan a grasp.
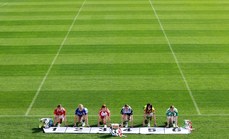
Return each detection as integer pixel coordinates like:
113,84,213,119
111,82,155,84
53,104,179,128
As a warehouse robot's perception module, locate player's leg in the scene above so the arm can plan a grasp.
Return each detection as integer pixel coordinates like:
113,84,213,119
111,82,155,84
124,115,129,128
54,116,59,126
166,116,171,127
143,114,147,126
171,116,176,127
107,116,111,126
59,115,64,124
174,116,178,127
146,115,152,127
121,114,127,127
63,115,68,126
153,114,157,127
102,116,107,125
84,115,89,126
98,116,102,126
75,115,82,127
56,116,62,127
129,115,134,127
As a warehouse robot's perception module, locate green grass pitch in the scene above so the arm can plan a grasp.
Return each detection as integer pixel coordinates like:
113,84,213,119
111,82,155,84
0,0,229,138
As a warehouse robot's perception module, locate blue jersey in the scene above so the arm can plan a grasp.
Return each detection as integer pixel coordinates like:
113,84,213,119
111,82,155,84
75,108,88,116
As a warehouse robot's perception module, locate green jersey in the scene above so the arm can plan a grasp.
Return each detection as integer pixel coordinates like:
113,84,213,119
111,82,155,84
166,108,178,116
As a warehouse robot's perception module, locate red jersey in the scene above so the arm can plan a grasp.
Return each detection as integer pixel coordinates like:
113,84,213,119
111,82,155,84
54,107,66,116
99,109,110,117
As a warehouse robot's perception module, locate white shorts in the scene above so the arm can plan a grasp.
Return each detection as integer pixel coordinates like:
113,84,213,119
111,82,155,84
55,115,65,121
146,113,154,117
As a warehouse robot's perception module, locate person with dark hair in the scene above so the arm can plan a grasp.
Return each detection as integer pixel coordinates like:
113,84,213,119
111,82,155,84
166,105,178,127
98,104,111,127
53,104,67,127
143,103,156,127
120,104,133,127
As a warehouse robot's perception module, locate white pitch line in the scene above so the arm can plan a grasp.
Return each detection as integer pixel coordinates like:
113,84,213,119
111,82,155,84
25,0,87,116
0,2,8,7
1,114,229,118
148,0,201,115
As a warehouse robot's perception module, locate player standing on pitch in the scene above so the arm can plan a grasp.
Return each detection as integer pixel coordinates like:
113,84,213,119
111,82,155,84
98,104,111,127
143,103,157,127
74,104,89,127
53,104,67,127
166,105,178,128
120,104,134,128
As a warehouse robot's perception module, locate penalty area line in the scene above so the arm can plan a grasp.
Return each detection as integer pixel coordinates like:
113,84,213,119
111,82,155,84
24,0,87,116
148,0,201,115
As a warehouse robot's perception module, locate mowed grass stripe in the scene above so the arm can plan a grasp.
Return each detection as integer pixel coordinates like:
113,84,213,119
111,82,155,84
0,5,83,12
54,53,175,64
0,30,228,38
1,19,229,26
0,19,158,25
0,64,179,76
163,24,229,30
153,0,229,4
1,63,227,76
0,37,167,46
186,75,229,90
0,76,44,91
0,30,164,38
0,44,170,54
181,63,229,75
71,24,229,31
151,4,229,11
49,63,180,76
0,45,60,54
1,44,228,54
40,76,187,91
0,54,57,65
0,25,71,32
0,65,50,76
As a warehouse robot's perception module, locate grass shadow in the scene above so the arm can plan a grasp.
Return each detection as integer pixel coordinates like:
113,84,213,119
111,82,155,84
99,134,113,138
134,123,142,127
32,128,43,133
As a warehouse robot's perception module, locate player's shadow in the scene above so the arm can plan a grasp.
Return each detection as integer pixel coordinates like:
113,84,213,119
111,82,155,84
134,123,142,127
90,124,98,127
99,134,113,138
32,128,43,133
134,123,166,128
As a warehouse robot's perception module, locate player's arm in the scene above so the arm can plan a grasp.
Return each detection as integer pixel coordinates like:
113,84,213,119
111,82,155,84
64,110,68,126
174,110,178,117
54,109,57,116
84,109,89,126
98,110,101,125
107,108,111,117
120,108,124,126
130,108,133,116
120,108,124,115
153,109,156,126
130,109,134,127
74,115,77,126
74,109,78,126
